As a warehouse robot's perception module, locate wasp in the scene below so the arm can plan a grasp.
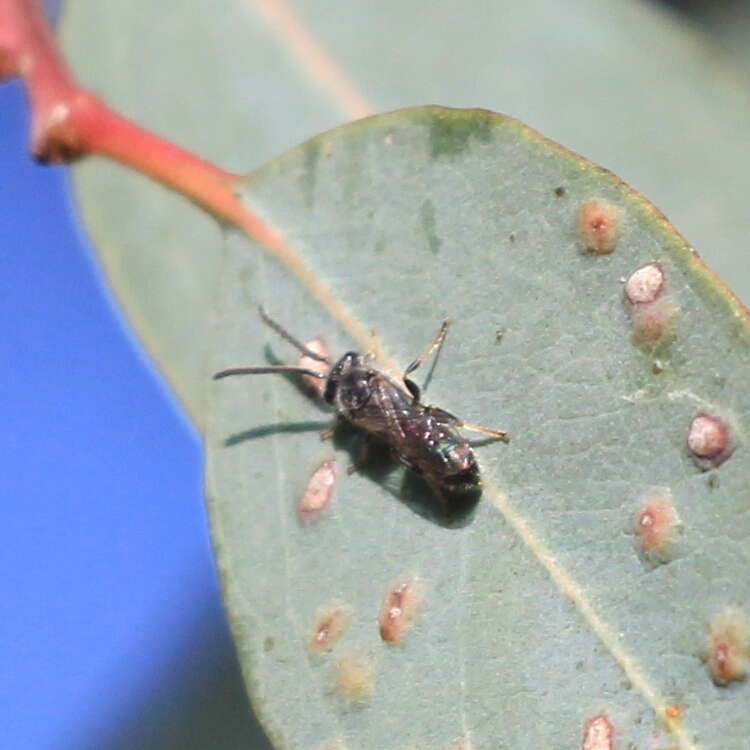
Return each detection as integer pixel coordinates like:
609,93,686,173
214,307,509,498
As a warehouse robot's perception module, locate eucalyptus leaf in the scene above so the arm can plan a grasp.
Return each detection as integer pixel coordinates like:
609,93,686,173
60,0,750,428
206,107,750,749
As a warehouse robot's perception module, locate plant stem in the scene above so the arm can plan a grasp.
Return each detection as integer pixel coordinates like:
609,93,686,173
0,0,278,244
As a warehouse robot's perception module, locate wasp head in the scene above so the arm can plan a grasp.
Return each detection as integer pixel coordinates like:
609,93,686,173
324,352,373,415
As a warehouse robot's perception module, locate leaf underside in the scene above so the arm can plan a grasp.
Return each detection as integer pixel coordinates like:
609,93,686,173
206,107,750,750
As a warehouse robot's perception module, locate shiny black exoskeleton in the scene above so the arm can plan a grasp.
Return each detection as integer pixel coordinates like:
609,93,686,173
323,351,483,493
214,307,509,498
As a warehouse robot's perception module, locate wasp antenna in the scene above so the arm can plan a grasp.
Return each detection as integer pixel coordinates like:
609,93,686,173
213,366,327,380
404,319,451,381
258,306,331,363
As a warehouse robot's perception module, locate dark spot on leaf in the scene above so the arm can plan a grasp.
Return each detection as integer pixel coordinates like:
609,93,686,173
554,186,566,197
420,198,442,254
427,110,493,160
264,637,274,652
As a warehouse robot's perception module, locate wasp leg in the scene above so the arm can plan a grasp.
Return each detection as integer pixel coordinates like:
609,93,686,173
347,435,374,475
404,378,421,402
319,416,341,441
403,320,450,399
424,405,510,442
458,420,510,442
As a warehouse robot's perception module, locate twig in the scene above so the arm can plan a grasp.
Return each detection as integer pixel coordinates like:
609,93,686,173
0,0,277,243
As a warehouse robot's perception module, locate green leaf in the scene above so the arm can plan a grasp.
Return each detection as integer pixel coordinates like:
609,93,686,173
206,107,750,749
59,0,750,428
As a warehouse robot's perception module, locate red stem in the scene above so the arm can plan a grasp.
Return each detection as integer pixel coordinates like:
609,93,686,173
0,0,280,243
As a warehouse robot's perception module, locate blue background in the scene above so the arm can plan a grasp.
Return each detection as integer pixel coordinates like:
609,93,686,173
0,81,266,749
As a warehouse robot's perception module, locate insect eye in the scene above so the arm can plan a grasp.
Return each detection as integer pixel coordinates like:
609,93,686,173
323,378,337,405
